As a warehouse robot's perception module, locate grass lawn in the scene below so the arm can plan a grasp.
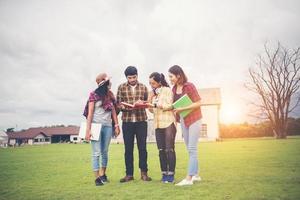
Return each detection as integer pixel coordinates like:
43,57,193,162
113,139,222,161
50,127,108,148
1,137,300,200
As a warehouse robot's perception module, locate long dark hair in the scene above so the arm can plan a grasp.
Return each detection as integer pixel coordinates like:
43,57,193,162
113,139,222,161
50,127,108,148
168,65,188,84
149,72,169,87
94,80,110,97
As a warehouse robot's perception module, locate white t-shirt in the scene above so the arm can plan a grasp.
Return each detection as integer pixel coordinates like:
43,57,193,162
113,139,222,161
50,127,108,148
130,84,137,122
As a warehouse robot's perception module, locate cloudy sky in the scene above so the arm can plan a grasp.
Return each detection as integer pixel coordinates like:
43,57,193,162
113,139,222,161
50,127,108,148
0,0,299,130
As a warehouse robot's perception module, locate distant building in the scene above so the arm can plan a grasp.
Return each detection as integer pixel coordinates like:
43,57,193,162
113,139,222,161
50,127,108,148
0,130,8,147
197,88,221,141
8,126,80,146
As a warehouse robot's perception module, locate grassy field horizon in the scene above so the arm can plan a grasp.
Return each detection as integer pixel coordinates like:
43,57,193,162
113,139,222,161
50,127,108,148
1,137,300,200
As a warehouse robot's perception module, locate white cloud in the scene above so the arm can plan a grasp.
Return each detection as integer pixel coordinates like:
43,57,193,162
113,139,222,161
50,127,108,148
0,0,299,130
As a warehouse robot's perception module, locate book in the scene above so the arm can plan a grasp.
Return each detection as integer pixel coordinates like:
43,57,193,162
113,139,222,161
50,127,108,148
121,101,149,109
79,122,102,141
172,94,193,118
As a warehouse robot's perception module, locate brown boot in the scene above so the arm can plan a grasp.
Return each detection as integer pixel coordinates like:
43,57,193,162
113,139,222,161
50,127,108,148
141,171,152,181
120,175,134,183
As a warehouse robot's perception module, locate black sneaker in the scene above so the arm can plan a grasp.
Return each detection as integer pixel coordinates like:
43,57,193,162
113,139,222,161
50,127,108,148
95,177,104,186
100,174,108,183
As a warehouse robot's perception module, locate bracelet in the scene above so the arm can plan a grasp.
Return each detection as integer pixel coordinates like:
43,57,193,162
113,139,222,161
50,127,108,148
114,124,119,128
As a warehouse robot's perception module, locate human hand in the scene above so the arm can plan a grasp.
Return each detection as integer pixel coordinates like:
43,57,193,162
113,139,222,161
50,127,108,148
114,126,120,137
173,107,184,115
85,130,91,141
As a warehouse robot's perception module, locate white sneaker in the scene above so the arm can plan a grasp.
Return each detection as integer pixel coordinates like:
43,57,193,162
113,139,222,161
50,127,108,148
192,175,202,182
175,179,193,186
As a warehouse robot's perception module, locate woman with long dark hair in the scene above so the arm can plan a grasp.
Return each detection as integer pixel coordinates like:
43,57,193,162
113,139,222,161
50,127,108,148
147,72,177,183
168,65,202,186
84,73,120,186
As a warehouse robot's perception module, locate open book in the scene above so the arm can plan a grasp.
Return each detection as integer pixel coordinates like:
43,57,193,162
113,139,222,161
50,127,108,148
172,94,193,118
121,101,149,109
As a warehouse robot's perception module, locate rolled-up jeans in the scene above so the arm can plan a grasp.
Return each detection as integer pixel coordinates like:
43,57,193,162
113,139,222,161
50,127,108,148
91,125,112,171
180,119,201,176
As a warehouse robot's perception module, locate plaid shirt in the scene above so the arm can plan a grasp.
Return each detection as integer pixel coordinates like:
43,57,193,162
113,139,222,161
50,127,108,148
152,87,176,129
117,82,148,122
172,82,202,127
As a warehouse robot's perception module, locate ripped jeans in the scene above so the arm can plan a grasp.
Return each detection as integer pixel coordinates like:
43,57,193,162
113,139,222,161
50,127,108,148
91,125,112,171
155,123,177,175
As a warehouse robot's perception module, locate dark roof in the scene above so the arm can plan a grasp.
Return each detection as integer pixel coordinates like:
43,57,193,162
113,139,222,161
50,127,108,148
8,126,80,139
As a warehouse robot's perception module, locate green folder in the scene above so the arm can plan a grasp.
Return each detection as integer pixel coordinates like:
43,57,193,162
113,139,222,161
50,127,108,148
172,94,193,118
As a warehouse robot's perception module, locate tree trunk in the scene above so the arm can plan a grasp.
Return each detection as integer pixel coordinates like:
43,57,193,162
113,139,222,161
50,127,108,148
274,127,287,139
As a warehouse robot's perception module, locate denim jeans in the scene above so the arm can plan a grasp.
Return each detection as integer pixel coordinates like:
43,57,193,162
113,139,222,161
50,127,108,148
91,125,112,171
180,119,201,176
122,121,148,176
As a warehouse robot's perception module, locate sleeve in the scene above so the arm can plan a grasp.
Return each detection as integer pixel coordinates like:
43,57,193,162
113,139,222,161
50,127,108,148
161,88,174,109
88,92,97,103
116,85,123,103
186,83,201,102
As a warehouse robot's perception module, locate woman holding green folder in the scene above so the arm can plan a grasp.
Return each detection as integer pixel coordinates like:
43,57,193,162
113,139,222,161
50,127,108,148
168,65,202,186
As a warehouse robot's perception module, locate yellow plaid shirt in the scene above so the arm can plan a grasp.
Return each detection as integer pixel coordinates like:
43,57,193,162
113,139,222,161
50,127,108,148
152,87,176,129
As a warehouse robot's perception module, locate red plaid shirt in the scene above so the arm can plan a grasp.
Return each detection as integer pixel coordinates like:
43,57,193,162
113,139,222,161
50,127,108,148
172,82,202,127
116,82,148,122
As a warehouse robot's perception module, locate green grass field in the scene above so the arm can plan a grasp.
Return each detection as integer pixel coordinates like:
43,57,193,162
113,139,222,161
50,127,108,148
1,138,300,200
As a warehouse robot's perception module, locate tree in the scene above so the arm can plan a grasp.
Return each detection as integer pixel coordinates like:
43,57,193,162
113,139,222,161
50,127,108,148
246,42,300,139
6,128,15,133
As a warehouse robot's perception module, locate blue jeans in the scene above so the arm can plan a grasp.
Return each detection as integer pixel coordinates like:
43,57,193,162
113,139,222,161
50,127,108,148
91,125,112,171
180,119,201,176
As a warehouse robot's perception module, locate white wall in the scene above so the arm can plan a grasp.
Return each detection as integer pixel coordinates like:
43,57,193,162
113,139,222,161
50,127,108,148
201,105,220,140
33,134,50,145
70,135,83,143
9,139,16,145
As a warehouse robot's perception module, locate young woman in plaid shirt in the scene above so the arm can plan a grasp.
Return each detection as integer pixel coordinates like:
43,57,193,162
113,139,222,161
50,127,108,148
84,73,120,186
147,72,177,183
168,65,203,186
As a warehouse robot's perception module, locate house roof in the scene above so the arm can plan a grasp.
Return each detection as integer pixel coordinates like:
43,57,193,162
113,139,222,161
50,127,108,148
0,131,8,142
8,126,80,139
198,88,221,106
0,131,7,137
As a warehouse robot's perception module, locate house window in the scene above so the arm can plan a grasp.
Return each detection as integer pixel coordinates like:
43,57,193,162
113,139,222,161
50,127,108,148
73,137,77,141
200,124,207,137
34,139,39,142
45,138,50,142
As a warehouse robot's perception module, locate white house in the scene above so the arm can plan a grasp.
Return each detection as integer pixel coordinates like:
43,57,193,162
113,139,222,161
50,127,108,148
0,130,8,147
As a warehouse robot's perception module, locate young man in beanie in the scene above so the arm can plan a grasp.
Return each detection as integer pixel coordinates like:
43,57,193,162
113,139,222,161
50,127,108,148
117,66,152,182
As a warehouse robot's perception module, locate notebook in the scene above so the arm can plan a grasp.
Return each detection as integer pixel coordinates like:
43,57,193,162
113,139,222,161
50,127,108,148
172,94,193,118
79,122,102,141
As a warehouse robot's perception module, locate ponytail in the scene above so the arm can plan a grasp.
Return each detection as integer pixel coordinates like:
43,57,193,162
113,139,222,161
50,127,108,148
159,73,169,87
149,72,169,87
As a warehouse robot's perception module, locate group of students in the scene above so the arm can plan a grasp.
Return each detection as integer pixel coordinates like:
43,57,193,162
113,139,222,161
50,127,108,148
84,65,202,186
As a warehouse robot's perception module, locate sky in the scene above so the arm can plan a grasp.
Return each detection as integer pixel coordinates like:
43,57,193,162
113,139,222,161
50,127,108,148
0,0,300,131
